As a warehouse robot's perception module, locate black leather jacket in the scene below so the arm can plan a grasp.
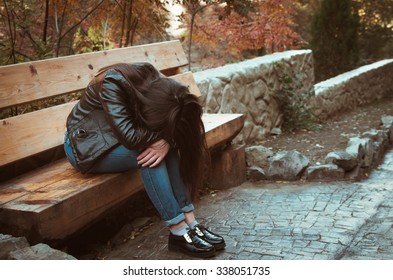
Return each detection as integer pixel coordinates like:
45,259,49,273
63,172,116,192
66,63,160,173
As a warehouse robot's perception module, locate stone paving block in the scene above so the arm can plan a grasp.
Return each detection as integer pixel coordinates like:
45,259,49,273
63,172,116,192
312,220,335,228
300,246,325,254
334,209,355,218
308,241,328,250
254,229,273,237
292,239,311,248
298,221,315,228
325,243,347,255
312,201,329,211
351,211,374,219
312,253,332,260
281,254,304,260
334,219,362,230
242,229,258,236
222,245,243,255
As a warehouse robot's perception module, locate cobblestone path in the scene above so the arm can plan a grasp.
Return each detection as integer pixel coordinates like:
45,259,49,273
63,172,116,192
106,150,393,260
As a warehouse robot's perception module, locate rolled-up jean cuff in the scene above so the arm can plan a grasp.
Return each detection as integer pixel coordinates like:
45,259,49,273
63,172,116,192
164,213,186,227
182,203,194,213
163,203,195,226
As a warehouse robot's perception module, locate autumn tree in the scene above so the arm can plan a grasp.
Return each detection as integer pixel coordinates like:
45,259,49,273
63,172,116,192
172,0,256,70
180,0,302,64
104,0,170,48
214,0,301,55
0,0,171,65
0,0,109,64
311,0,360,82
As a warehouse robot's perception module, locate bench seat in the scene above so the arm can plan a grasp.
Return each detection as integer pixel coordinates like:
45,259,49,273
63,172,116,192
0,113,243,242
0,40,245,243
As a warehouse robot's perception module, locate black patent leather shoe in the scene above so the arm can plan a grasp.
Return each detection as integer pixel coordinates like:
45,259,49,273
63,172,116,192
194,224,226,250
168,230,216,258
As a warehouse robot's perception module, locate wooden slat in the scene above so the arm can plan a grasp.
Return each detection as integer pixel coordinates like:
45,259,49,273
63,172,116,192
0,158,144,241
0,113,244,205
0,40,188,109
0,72,200,166
203,114,244,149
0,113,244,241
0,159,77,206
0,102,75,167
172,72,201,97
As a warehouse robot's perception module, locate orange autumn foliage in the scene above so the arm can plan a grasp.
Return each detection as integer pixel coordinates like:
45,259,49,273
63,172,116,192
193,0,303,56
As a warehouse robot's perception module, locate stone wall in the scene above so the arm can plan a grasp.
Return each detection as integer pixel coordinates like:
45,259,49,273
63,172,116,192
311,59,393,119
194,52,393,144
194,50,314,144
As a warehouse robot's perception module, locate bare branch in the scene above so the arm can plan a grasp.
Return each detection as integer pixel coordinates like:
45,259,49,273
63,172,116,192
59,0,106,41
2,0,17,63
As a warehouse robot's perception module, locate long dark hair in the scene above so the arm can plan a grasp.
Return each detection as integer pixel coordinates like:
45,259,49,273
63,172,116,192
99,63,208,198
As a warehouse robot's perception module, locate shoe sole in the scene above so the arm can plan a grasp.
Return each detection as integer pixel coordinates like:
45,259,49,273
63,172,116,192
168,243,216,258
214,242,226,251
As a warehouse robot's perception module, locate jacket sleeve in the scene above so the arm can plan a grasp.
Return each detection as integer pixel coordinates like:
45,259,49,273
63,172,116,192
98,70,159,150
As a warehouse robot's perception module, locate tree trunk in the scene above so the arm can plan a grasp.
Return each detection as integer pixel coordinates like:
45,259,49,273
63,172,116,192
54,0,68,57
125,0,133,46
43,0,50,44
130,18,139,46
188,12,196,71
119,0,127,47
103,16,109,48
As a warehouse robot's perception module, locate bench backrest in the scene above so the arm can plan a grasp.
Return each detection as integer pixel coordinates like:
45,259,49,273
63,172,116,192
0,40,201,168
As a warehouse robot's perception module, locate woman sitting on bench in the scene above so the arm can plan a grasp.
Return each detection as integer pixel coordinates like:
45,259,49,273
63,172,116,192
64,62,225,258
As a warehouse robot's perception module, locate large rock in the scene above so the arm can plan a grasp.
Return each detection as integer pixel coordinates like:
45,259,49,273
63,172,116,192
247,166,267,181
346,137,374,168
0,234,30,260
1,233,76,260
362,129,389,163
306,164,345,181
267,150,310,181
8,243,77,260
381,115,393,126
363,129,389,148
325,150,358,171
245,145,274,167
381,115,393,144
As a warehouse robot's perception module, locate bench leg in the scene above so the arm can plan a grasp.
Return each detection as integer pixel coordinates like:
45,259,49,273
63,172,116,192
208,144,246,190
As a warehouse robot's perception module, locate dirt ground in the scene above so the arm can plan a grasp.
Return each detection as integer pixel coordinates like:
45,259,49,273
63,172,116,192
260,95,393,165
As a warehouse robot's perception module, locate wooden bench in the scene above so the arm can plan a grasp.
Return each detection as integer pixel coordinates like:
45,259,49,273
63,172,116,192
0,40,244,243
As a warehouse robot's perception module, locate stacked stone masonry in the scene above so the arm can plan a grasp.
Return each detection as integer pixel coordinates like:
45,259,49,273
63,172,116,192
246,115,393,182
312,59,393,120
195,50,314,144
195,51,393,143
194,50,393,182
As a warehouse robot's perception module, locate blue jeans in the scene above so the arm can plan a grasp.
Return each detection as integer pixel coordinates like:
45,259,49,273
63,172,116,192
64,133,194,226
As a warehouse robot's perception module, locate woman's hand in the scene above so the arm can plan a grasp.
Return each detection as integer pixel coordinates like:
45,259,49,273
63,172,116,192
137,139,170,168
